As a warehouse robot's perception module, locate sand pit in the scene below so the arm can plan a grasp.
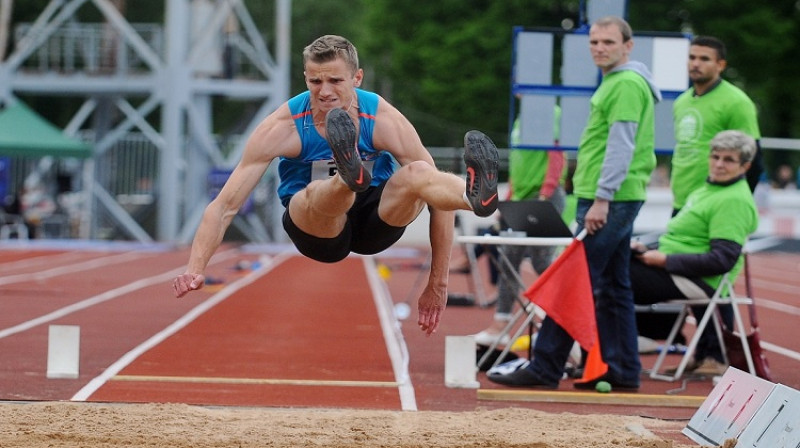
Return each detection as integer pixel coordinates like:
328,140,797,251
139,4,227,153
0,401,701,447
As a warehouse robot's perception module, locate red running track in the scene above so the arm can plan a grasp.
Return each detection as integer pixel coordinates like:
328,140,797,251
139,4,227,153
0,244,408,409
1,242,800,419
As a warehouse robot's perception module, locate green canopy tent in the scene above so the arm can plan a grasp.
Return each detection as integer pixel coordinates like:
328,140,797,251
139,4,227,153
0,101,92,239
0,102,91,158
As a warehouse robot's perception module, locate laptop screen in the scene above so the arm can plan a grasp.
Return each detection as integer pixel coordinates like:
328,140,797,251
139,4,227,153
496,200,573,238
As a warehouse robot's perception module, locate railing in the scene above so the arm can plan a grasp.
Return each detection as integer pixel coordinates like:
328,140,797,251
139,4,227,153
13,21,259,79
14,22,164,74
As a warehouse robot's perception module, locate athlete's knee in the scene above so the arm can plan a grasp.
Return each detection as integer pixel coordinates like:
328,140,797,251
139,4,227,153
396,160,436,186
405,160,436,175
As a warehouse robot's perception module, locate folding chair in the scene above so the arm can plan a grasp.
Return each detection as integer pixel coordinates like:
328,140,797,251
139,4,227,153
477,215,583,369
648,270,755,382
0,210,29,240
475,246,546,370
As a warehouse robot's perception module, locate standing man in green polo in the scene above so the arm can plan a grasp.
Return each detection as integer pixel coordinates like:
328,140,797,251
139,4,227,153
488,16,661,390
671,35,763,214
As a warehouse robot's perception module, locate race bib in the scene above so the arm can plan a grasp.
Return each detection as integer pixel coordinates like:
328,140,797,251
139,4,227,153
311,159,375,181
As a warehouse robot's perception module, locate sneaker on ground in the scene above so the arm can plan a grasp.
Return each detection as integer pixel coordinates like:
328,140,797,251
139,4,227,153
463,130,499,217
637,335,660,354
325,108,371,192
692,358,729,376
473,330,510,347
665,357,701,375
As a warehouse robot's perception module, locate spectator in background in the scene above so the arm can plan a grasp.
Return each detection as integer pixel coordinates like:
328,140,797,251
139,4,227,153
632,130,759,375
642,35,764,366
472,106,567,346
671,36,763,214
772,164,797,190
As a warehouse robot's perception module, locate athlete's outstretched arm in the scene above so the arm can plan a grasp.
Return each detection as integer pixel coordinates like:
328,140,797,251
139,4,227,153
174,104,299,298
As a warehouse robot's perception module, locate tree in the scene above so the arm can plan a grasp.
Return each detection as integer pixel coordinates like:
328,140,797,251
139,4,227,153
630,0,800,174
362,0,580,147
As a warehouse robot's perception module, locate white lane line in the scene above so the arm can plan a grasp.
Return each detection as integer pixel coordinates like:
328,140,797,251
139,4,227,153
71,252,290,402
760,341,800,362
363,255,417,411
757,298,800,316
751,279,800,296
0,251,150,286
111,375,400,388
0,251,89,271
0,249,240,340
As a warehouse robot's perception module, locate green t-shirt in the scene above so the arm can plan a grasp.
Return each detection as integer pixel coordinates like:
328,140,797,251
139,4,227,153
671,80,760,209
659,178,758,289
573,70,656,201
509,116,566,200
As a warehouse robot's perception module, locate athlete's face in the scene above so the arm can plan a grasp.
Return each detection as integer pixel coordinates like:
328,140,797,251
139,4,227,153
304,58,363,113
589,24,632,74
708,148,750,183
687,45,726,87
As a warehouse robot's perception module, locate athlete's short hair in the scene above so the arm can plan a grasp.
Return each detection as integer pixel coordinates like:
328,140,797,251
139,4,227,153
303,35,360,74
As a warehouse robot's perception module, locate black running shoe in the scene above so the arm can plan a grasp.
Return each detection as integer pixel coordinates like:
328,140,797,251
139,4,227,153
464,130,499,217
325,108,371,192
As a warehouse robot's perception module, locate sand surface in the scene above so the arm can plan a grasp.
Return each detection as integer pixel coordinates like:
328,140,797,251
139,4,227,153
0,401,709,447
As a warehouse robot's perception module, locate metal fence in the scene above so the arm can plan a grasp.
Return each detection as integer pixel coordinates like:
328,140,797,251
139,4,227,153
15,23,164,74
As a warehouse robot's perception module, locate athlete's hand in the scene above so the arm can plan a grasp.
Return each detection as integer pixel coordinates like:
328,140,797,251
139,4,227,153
173,273,205,298
417,286,446,336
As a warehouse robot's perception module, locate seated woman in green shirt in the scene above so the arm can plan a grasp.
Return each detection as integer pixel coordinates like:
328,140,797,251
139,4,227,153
630,130,759,375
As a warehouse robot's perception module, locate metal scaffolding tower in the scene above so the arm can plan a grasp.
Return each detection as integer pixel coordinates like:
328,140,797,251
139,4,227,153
0,0,291,243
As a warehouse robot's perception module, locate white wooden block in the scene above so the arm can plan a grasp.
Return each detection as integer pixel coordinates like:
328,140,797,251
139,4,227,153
445,335,480,389
47,325,80,379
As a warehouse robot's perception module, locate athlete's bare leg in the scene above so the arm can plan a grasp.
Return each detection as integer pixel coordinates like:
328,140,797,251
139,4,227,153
378,161,468,227
287,178,356,238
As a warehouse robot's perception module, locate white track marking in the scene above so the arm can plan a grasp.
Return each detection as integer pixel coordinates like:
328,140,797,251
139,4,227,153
71,252,290,402
0,252,150,286
759,341,800,362
111,375,400,388
362,255,417,411
0,251,89,271
0,249,240,340
757,297,800,316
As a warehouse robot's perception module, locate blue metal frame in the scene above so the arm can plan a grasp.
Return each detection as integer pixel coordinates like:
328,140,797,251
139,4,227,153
509,25,690,154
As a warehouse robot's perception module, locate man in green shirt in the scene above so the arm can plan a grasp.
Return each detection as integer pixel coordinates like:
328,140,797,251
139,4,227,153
671,36,763,213
489,16,661,390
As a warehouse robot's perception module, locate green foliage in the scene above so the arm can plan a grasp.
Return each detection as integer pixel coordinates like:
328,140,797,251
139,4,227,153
7,0,800,173
361,0,580,146
631,0,800,174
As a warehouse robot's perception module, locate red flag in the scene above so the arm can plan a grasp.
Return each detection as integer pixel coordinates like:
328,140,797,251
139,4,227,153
524,239,598,352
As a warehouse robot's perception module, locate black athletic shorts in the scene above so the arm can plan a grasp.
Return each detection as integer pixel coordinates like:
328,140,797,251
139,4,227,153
282,181,407,263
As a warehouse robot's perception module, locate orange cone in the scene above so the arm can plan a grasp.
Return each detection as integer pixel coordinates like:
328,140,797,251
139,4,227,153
576,341,608,383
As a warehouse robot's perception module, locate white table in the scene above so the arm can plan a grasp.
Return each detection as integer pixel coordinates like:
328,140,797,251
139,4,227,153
457,235,574,247
457,233,576,369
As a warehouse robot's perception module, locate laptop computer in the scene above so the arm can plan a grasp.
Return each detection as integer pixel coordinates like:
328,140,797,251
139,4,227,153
496,199,573,238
